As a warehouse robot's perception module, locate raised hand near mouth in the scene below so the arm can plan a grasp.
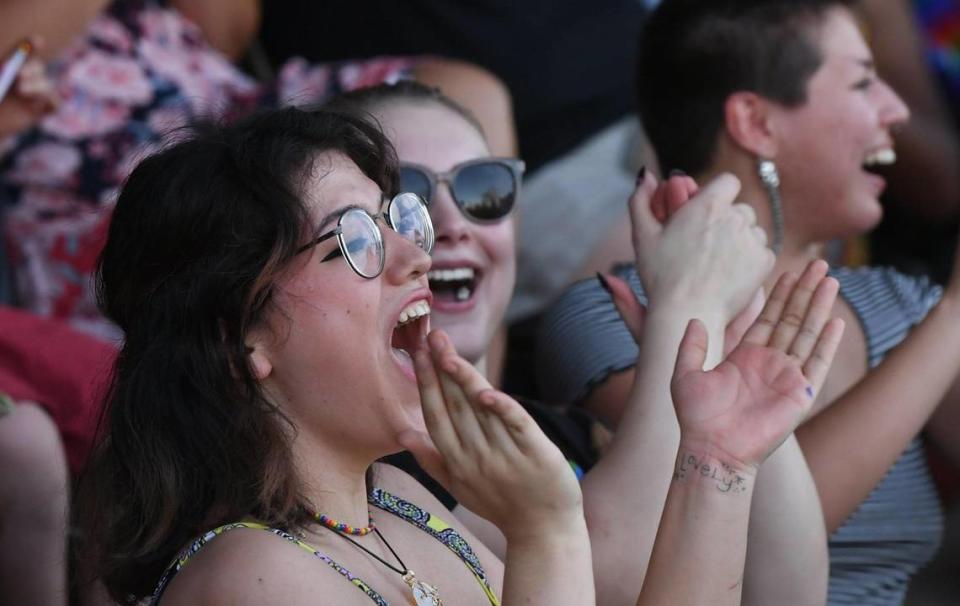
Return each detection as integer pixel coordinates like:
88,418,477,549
401,329,595,606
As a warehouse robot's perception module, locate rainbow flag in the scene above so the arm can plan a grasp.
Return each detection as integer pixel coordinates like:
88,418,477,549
915,0,960,103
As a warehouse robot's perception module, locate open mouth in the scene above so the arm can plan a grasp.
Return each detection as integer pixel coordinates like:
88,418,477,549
862,148,896,175
390,300,431,372
428,267,479,305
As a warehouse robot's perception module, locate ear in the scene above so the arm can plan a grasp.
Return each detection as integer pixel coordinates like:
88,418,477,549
245,331,273,381
724,92,779,158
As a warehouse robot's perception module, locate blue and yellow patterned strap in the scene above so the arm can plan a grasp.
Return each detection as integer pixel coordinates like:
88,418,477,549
150,522,388,605
370,488,501,606
152,490,501,605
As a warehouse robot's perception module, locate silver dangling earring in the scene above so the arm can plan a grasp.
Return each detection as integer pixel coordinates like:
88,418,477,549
757,158,785,255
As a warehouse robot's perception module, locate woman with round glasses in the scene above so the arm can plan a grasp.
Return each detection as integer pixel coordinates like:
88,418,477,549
539,1,960,603
79,106,596,606
294,191,435,279
328,81,841,605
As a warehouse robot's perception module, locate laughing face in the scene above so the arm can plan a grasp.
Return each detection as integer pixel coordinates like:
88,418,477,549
769,7,909,242
375,100,517,367
251,151,433,453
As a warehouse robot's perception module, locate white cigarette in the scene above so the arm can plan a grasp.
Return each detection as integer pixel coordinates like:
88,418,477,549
0,41,33,104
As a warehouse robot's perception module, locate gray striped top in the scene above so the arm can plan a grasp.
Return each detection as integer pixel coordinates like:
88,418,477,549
536,264,944,605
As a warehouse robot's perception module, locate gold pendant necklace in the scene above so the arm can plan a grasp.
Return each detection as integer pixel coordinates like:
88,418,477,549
315,514,443,605
403,571,443,606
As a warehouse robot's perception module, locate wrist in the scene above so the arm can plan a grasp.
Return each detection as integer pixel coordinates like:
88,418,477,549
500,506,589,546
646,302,725,329
673,441,758,496
645,305,726,368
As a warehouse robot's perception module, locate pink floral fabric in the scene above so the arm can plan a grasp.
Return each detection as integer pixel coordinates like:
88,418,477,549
0,0,415,341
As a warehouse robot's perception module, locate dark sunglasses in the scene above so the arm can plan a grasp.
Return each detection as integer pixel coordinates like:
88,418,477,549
399,157,525,223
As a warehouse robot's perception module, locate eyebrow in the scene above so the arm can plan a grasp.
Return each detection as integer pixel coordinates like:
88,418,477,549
314,205,357,234
856,58,876,72
311,195,385,236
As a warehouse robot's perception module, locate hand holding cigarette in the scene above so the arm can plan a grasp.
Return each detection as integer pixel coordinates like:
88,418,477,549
0,37,60,138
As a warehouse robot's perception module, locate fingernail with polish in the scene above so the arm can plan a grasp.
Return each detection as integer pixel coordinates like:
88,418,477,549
596,272,612,295
636,165,646,186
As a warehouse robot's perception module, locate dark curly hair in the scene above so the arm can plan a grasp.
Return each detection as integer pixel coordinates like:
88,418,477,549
78,106,399,603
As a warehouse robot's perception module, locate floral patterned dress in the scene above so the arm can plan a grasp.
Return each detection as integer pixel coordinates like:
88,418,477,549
0,0,414,341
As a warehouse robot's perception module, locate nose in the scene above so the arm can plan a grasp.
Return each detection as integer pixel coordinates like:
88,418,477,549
429,181,472,247
382,222,431,284
878,78,910,129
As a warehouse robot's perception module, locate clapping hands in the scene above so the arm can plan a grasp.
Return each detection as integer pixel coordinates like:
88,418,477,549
630,171,772,324
670,260,844,471
603,172,769,358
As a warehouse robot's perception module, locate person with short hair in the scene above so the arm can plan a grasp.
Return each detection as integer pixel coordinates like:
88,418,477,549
539,1,959,603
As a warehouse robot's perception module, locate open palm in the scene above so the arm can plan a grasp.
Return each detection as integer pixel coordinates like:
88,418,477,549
403,330,582,537
671,261,845,470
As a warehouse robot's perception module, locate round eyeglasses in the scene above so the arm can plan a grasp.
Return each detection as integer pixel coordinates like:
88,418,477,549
296,192,435,279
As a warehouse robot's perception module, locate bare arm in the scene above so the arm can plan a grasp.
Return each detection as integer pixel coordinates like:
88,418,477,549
580,305,693,605
740,436,827,605
641,275,842,606
741,265,833,606
797,291,960,531
584,180,828,606
584,363,829,606
640,449,758,606
791,213,960,531
582,173,776,605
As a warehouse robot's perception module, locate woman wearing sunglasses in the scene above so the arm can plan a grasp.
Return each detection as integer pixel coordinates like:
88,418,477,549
328,81,840,605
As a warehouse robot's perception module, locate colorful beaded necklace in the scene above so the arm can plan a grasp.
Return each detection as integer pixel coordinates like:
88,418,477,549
317,522,443,605
314,512,376,536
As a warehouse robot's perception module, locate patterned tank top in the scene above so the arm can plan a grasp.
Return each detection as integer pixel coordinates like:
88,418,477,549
150,488,500,605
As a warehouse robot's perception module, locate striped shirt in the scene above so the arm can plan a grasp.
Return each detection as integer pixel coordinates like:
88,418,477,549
536,264,944,605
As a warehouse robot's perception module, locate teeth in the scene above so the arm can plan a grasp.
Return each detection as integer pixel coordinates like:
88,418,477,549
427,267,475,282
864,149,896,167
456,286,471,301
397,300,431,327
